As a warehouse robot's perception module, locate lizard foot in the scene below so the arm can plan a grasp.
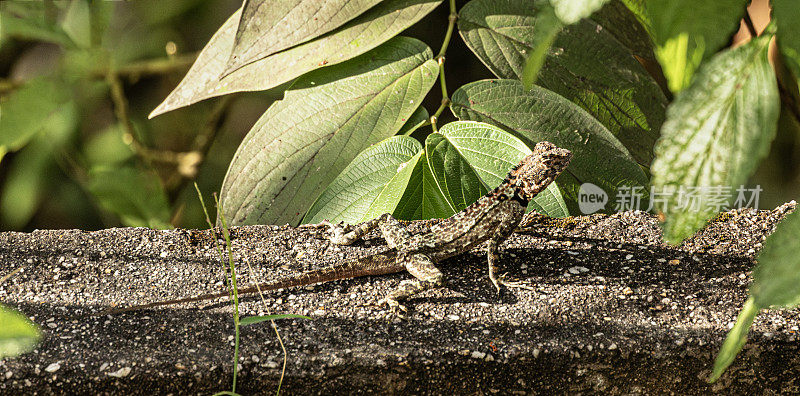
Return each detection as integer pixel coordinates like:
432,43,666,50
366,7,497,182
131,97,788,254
377,297,408,315
299,220,356,244
496,273,536,291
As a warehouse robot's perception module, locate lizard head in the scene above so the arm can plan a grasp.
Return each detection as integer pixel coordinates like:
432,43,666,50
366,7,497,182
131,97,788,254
509,141,572,203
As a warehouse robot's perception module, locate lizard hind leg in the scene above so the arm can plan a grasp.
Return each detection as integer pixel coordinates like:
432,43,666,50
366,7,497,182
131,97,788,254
379,253,444,313
323,213,412,246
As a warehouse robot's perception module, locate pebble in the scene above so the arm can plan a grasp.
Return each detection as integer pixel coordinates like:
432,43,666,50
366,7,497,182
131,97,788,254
470,351,486,359
45,363,60,373
107,367,131,378
446,314,460,321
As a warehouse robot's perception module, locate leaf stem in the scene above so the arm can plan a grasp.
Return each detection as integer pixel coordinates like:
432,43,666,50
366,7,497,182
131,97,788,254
436,0,458,59
431,0,457,132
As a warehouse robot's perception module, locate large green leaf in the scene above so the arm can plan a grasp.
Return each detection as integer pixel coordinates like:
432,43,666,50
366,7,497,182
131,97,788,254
219,37,438,226
0,304,41,359
774,0,800,86
646,0,747,93
451,79,648,215
425,132,488,212
392,150,454,219
303,136,423,224
304,121,568,223
88,166,172,229
751,211,800,309
0,77,71,151
435,121,568,217
650,36,778,243
226,0,382,73
591,0,655,62
458,0,665,166
150,0,441,118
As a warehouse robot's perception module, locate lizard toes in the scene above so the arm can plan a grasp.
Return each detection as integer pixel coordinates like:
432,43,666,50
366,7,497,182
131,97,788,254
378,297,408,315
498,274,536,291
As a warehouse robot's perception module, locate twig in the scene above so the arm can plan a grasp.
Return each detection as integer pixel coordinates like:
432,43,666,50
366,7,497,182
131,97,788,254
167,96,233,204
0,267,23,285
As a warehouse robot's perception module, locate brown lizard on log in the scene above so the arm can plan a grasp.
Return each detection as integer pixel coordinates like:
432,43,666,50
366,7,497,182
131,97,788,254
101,141,572,314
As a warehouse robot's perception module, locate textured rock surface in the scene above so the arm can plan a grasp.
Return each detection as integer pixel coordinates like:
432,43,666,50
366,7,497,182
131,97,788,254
1,203,799,394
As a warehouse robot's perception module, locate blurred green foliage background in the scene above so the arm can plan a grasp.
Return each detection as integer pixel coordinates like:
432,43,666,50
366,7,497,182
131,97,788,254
0,0,797,232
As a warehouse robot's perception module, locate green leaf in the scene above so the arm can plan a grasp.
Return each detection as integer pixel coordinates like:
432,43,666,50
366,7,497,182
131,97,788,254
425,132,488,212
0,4,75,46
436,121,568,217
306,121,569,223
458,0,665,165
83,123,134,166
646,0,747,93
774,0,800,86
451,79,648,215
398,106,429,135
240,314,311,326
0,77,71,151
651,36,779,243
303,136,423,224
226,0,382,73
618,0,647,30
0,304,41,359
88,167,172,229
591,0,655,62
709,297,759,383
219,37,438,226
751,211,800,308
150,0,442,118
0,103,77,229
61,0,91,48
550,0,609,25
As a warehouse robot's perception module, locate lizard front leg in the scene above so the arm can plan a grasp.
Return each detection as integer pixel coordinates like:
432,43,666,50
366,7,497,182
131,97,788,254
380,252,444,312
487,202,531,293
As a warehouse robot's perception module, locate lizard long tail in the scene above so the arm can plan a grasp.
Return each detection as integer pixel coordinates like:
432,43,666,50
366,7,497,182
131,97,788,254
98,251,401,315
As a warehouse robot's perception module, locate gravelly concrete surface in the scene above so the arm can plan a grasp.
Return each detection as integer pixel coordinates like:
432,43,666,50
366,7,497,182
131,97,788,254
0,203,799,395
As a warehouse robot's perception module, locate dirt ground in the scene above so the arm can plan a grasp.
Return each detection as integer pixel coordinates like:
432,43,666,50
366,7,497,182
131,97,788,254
0,203,798,394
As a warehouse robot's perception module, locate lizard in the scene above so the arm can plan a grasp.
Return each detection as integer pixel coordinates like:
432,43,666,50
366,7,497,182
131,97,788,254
101,141,572,315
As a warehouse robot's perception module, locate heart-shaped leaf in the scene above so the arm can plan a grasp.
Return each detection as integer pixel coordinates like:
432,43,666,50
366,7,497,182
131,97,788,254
451,79,648,215
303,136,423,224
435,121,568,217
219,37,438,226
150,0,441,118
305,121,569,223
651,36,778,243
